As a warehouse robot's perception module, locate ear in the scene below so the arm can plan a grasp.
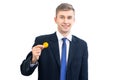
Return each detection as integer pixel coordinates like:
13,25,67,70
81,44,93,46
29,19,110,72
73,17,75,23
74,18,75,22
54,17,57,23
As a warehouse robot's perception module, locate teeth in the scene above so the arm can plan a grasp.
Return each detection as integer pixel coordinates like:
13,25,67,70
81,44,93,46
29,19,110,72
63,25,68,27
62,24,69,26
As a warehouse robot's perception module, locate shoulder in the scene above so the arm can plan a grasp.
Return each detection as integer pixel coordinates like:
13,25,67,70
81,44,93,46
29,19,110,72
72,35,88,46
35,32,55,40
33,32,56,44
32,33,56,46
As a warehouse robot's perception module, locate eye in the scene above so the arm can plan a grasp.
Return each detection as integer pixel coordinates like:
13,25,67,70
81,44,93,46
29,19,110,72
67,16,72,19
60,16,65,19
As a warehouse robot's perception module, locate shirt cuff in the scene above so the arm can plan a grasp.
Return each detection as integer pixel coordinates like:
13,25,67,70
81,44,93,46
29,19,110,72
30,61,38,67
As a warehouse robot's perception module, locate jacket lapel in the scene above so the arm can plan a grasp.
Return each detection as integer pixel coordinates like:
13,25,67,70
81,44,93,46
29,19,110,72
49,32,60,67
67,36,77,69
49,33,79,69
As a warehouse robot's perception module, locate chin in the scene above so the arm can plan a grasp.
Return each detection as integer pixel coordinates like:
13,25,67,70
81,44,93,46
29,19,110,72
63,30,70,33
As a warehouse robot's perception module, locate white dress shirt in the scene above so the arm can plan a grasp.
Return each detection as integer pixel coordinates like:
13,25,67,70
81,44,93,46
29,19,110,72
56,31,72,62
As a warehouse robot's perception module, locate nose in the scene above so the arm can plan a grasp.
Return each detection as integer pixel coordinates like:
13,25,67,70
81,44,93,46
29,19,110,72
64,18,68,23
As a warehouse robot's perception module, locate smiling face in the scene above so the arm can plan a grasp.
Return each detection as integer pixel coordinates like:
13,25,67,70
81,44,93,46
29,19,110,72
54,10,75,36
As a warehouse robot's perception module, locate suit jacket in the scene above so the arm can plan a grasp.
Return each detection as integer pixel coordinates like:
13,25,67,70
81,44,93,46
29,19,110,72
20,32,88,80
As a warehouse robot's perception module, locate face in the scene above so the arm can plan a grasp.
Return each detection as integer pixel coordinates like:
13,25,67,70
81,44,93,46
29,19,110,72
54,10,75,36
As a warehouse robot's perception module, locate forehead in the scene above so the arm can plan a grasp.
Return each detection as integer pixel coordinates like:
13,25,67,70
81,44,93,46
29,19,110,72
57,10,75,16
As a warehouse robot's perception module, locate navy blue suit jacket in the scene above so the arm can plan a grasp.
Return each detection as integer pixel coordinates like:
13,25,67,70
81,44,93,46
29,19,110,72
20,32,88,80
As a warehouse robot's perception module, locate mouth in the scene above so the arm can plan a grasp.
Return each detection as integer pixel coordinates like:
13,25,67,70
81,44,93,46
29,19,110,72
62,24,70,28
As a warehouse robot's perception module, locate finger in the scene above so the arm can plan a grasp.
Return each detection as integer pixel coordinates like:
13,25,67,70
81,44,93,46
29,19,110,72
35,45,44,49
32,49,41,54
33,47,41,51
32,51,41,57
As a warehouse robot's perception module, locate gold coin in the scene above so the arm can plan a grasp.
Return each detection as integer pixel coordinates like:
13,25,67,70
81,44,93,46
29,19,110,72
43,42,49,48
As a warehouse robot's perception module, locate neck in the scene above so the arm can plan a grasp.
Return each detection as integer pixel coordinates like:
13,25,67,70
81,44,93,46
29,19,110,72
59,31,70,37
62,32,69,37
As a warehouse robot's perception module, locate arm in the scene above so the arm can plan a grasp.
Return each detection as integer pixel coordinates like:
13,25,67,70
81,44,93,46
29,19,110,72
79,43,88,80
20,37,44,76
20,52,38,76
20,38,44,76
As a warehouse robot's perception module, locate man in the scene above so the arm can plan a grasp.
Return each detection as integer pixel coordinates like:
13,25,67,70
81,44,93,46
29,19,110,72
20,3,88,80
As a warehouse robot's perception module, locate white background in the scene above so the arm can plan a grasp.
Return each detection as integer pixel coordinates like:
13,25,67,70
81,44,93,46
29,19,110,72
0,0,120,80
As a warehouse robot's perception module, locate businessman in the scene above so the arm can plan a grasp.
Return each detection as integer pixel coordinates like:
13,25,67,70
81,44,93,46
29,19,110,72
20,3,88,80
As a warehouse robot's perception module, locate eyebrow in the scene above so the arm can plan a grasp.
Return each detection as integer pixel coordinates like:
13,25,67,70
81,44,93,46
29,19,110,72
59,15,73,17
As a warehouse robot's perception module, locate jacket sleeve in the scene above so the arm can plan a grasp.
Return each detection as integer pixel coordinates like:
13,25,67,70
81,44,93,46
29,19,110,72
20,52,38,76
79,42,88,80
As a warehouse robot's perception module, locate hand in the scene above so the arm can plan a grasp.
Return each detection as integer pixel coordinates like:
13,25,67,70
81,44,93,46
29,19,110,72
31,45,44,63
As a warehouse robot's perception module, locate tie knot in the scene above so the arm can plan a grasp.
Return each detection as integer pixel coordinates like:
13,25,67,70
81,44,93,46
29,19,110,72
62,38,67,42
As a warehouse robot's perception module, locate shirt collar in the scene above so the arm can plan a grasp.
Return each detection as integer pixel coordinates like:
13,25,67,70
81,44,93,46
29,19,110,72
56,31,72,41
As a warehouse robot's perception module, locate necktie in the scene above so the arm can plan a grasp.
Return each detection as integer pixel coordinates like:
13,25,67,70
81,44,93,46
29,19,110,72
60,38,67,80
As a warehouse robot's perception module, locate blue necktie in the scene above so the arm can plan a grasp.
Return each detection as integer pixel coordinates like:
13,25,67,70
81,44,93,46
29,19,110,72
60,38,67,80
